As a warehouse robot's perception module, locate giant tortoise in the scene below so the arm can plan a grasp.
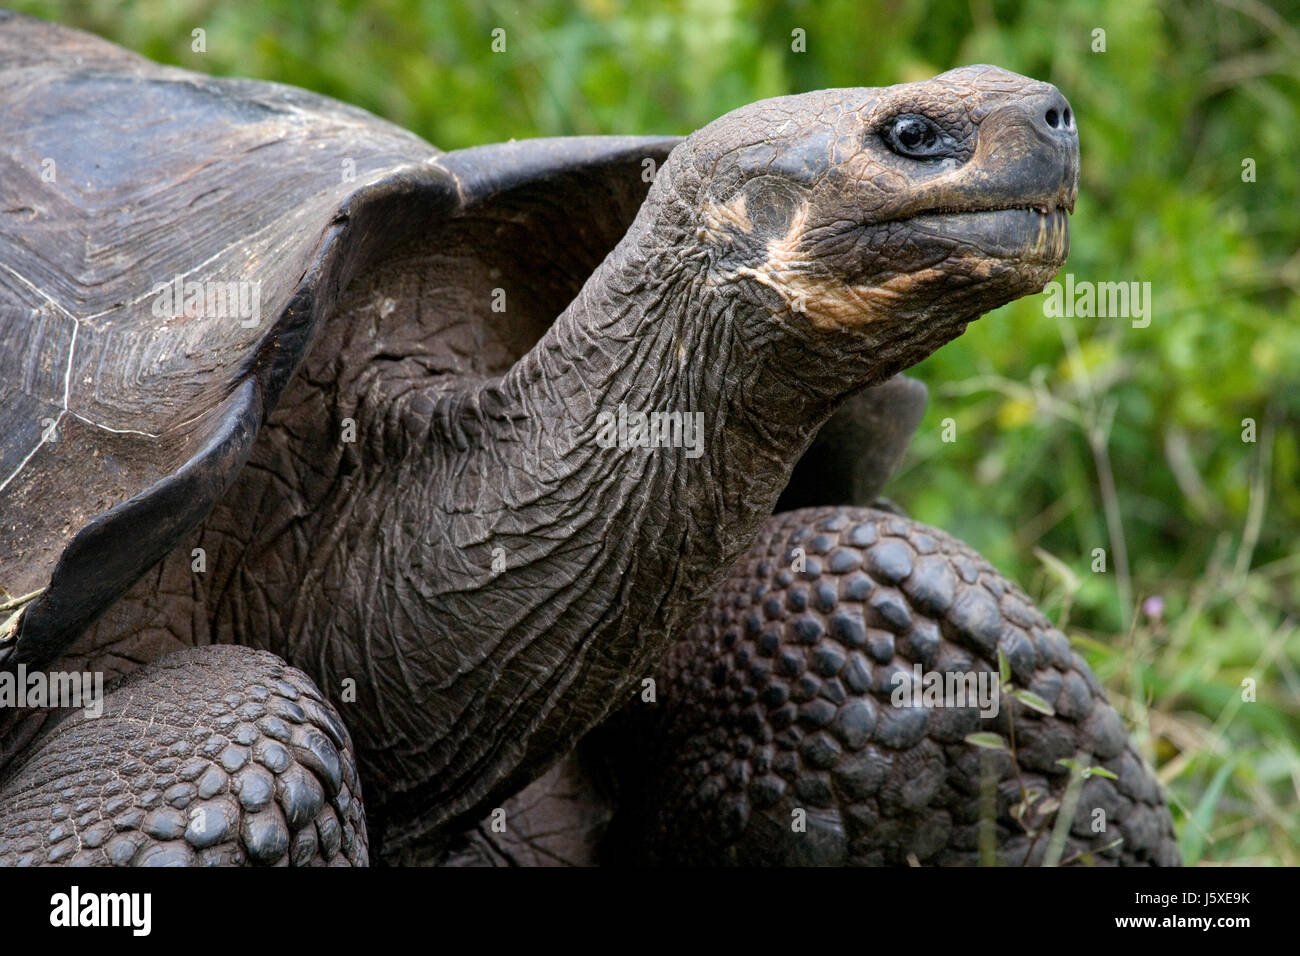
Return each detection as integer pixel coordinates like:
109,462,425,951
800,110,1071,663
0,12,1178,867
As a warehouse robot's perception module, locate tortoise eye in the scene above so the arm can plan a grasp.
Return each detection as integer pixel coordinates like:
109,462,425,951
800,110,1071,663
882,114,953,159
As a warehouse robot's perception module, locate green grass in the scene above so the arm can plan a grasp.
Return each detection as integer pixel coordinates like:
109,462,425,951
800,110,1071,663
15,0,1299,864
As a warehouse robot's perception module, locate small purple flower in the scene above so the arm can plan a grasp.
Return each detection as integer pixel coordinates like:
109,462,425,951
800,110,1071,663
1142,595,1164,620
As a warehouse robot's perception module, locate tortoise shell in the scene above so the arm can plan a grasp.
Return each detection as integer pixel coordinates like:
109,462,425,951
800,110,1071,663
0,10,679,666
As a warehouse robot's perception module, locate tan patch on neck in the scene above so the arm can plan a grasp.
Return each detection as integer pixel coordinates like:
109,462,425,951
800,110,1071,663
742,203,946,330
697,192,753,243
748,266,948,329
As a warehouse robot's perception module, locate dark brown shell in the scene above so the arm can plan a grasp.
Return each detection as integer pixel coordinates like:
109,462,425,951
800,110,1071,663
0,11,678,666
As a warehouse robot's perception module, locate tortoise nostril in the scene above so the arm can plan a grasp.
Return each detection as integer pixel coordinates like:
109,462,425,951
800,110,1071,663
1036,95,1076,137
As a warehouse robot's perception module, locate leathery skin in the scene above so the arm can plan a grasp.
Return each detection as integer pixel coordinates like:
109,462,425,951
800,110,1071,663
0,645,366,866
602,506,1180,867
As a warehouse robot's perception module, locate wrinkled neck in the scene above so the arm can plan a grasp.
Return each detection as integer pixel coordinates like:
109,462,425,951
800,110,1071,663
490,204,856,515
372,182,859,854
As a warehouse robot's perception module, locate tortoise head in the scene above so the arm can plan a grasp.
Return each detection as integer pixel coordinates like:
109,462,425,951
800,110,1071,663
669,65,1078,365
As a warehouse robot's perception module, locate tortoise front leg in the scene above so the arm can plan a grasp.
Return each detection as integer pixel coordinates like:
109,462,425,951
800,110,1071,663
0,645,366,866
602,506,1180,867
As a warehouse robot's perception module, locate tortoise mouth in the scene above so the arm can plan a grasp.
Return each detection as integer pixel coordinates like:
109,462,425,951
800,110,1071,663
903,206,1070,263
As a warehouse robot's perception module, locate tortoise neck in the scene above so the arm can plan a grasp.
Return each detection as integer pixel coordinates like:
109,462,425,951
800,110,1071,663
498,191,851,481
492,208,840,547
352,185,853,854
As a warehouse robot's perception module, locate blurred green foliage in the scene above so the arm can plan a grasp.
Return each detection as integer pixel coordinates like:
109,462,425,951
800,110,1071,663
14,0,1299,864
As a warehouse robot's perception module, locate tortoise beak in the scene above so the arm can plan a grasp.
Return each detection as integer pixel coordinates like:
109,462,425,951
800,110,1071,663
988,83,1079,215
884,81,1080,225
